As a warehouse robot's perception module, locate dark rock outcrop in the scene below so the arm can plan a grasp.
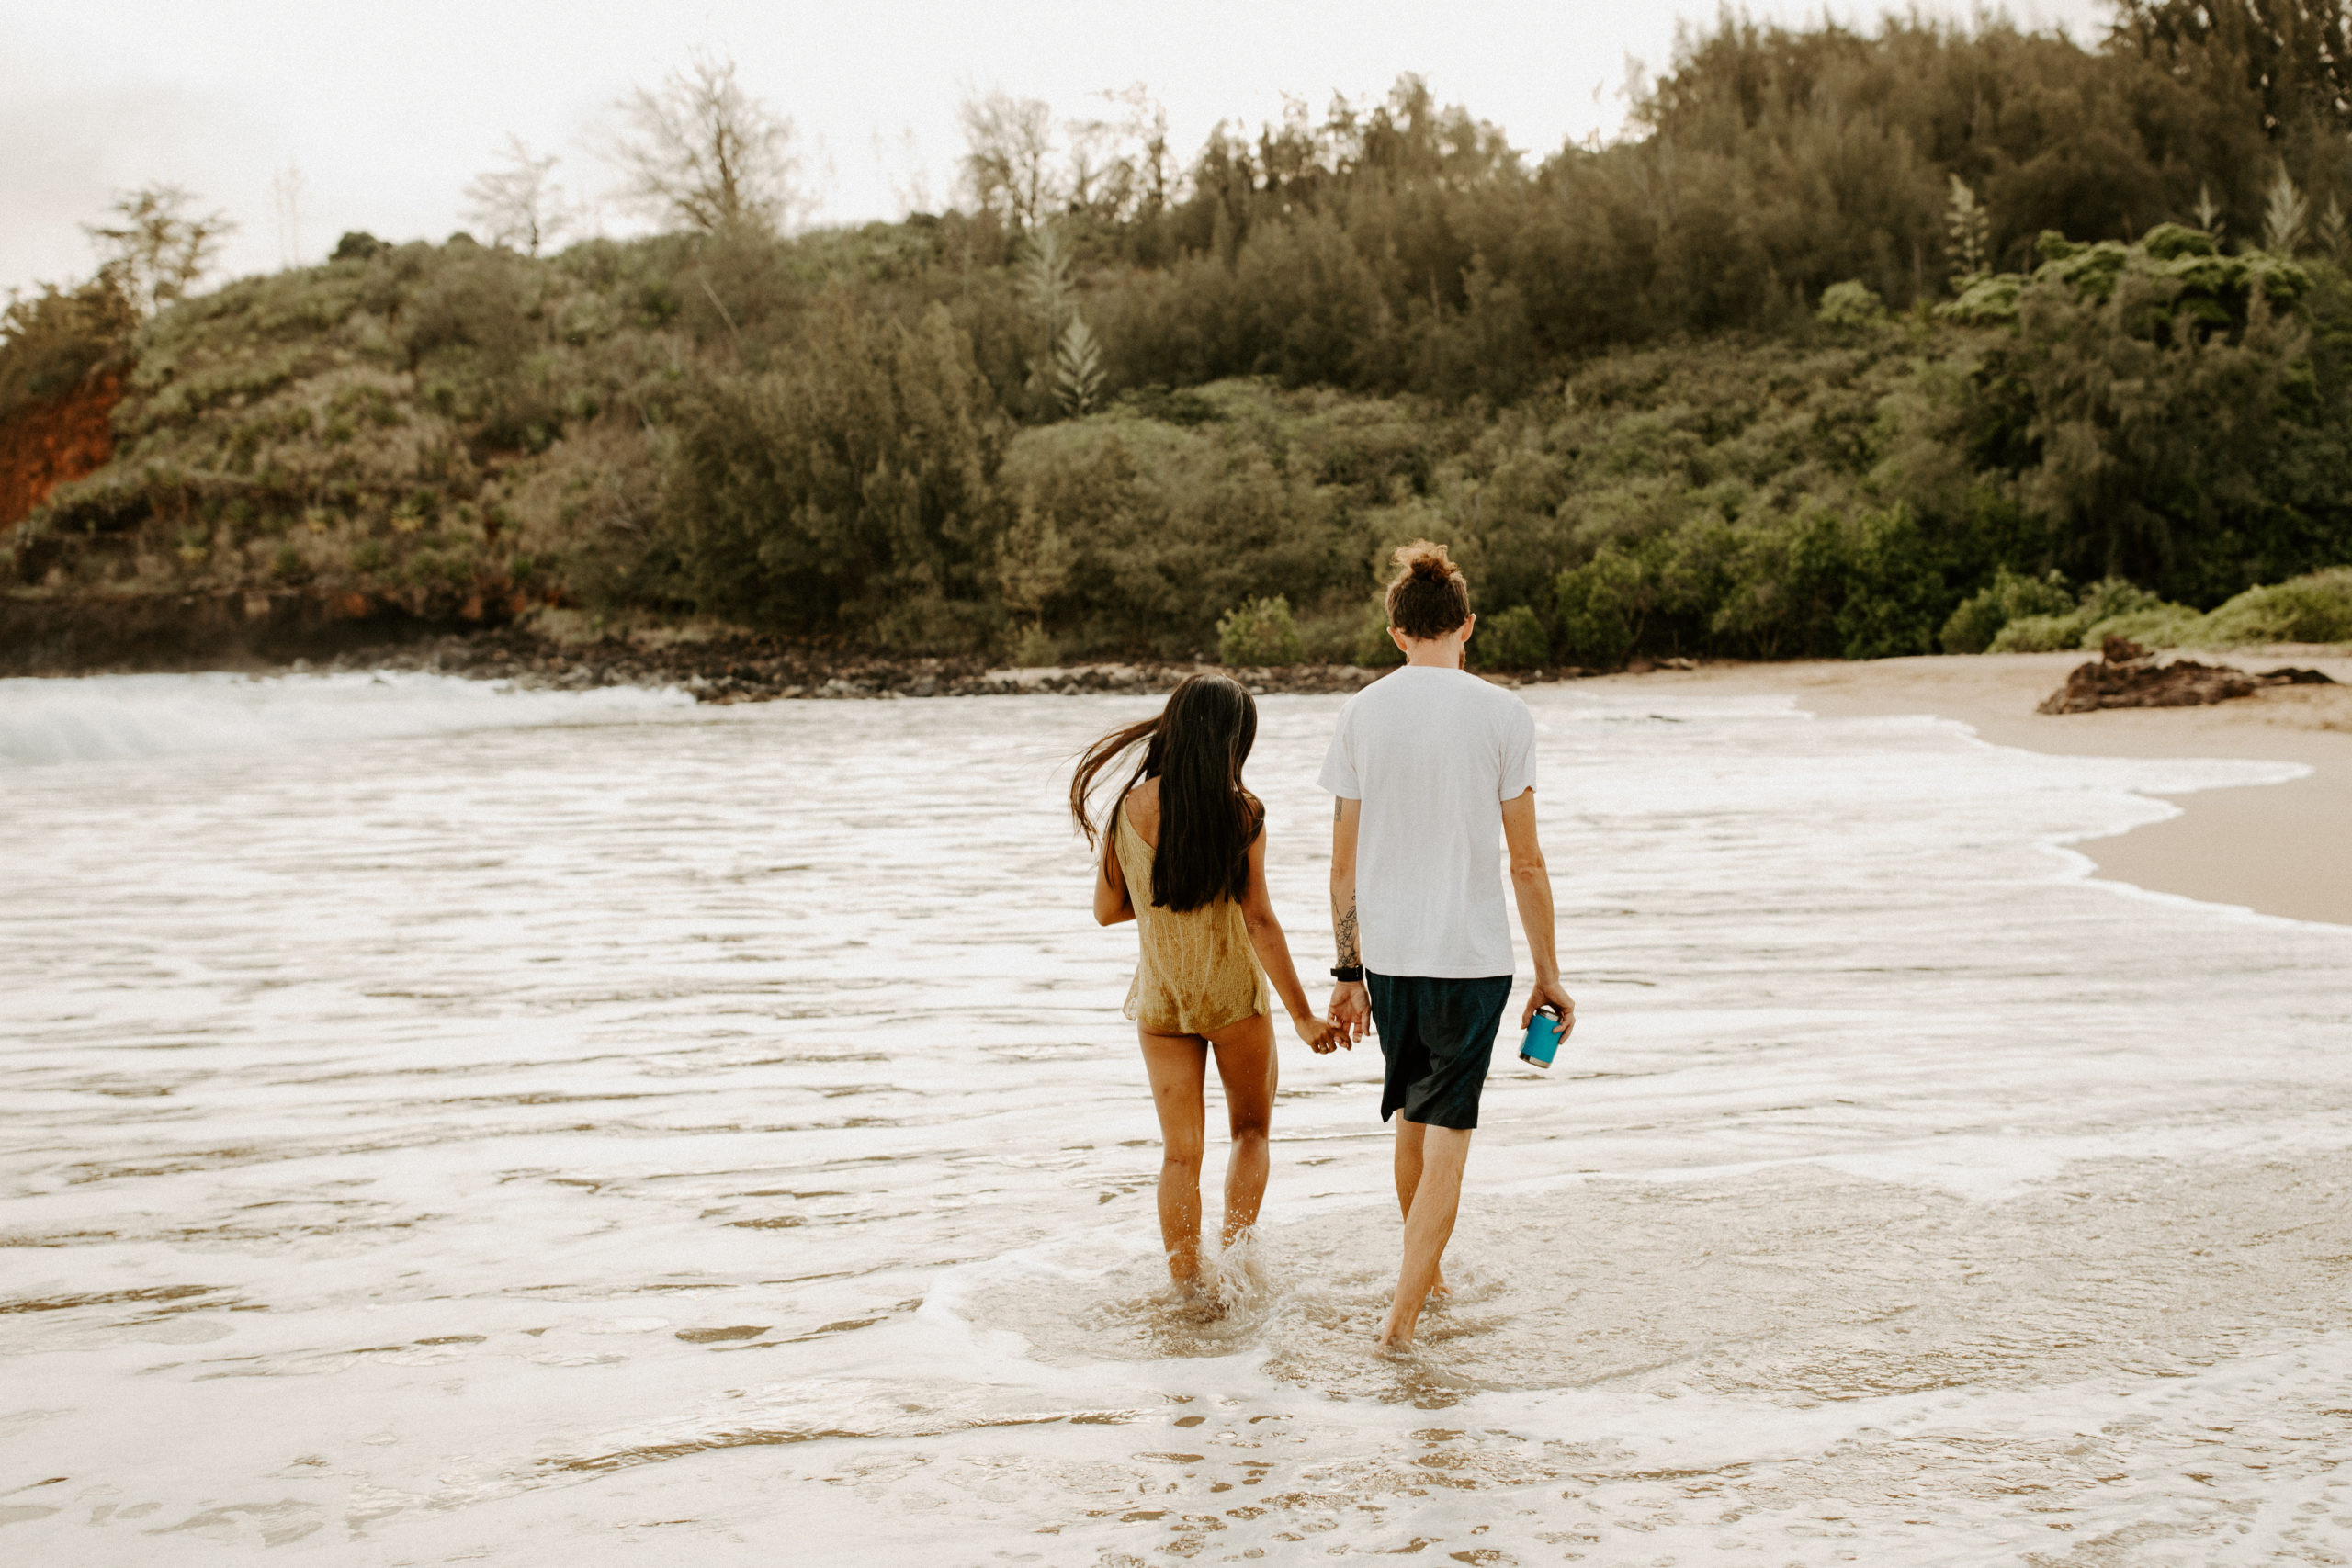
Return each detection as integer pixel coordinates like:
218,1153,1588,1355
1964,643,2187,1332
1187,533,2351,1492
2038,636,2335,714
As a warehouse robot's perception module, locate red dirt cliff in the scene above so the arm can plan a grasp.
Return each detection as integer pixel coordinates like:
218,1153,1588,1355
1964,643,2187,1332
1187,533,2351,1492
0,371,121,530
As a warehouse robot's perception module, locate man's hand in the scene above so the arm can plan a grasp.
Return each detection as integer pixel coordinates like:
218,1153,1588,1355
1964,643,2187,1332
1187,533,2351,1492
1520,977,1576,1037
1328,981,1370,1048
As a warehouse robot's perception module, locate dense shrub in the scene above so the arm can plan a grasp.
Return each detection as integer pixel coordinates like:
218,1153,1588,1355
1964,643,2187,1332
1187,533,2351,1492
1816,281,1887,331
2085,603,2207,648
1351,601,1407,667
997,384,1387,658
1550,506,1950,668
1217,594,1304,666
1988,579,2168,651
1472,604,1550,669
664,301,1007,648
2192,567,2352,644
1940,568,2075,653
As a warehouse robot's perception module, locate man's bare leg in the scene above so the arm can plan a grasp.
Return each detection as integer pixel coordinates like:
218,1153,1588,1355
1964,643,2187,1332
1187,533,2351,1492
1391,1120,1452,1298
1379,1120,1472,1347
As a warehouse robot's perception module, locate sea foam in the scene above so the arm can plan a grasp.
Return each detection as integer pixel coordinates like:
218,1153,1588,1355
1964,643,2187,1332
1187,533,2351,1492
0,670,695,768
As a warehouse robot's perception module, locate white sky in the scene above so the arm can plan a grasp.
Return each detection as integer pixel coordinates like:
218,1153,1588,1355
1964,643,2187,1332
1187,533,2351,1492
2,0,2110,299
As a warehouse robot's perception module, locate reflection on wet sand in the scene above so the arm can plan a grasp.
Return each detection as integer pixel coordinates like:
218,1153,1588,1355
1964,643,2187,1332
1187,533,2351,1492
3,677,2350,1562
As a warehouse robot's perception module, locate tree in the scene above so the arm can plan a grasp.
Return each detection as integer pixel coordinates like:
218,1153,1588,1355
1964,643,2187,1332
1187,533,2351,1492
1020,221,1073,328
606,54,800,236
1017,222,1108,414
83,185,234,317
1064,85,1175,222
996,498,1071,636
270,163,306,268
958,91,1057,228
2263,164,2309,254
1054,317,1105,413
1946,175,1991,287
2001,231,2312,593
2195,182,2226,241
1114,85,1177,214
463,137,574,255
0,275,138,420
665,300,1007,643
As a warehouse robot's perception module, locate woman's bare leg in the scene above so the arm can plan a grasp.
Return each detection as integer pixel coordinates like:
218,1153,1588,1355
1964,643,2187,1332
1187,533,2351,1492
1203,1013,1278,1247
1138,1029,1210,1283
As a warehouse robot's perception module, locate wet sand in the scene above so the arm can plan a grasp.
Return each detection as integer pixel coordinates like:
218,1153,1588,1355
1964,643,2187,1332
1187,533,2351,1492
1595,649,2352,928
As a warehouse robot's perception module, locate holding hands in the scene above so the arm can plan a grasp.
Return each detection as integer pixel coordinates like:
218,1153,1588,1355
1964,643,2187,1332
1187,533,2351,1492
1293,1011,1346,1055
1327,980,1370,1049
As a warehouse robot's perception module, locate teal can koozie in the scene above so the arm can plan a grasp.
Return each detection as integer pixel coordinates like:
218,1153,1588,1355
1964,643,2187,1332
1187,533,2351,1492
1520,1006,1566,1068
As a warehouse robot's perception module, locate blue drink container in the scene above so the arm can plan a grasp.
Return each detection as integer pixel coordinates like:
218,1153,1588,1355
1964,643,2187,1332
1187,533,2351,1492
1520,1007,1566,1067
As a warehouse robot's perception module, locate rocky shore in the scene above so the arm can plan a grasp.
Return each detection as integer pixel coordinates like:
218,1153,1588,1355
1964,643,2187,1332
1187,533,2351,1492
0,591,1637,698
308,627,1572,702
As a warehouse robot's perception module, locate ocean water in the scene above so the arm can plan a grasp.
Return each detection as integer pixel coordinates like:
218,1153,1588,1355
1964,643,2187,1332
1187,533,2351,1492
4,671,2350,1566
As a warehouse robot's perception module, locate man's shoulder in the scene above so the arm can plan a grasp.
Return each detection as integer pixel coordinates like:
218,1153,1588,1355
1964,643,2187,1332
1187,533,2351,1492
1475,677,1536,728
1349,667,1527,705
1429,670,1533,721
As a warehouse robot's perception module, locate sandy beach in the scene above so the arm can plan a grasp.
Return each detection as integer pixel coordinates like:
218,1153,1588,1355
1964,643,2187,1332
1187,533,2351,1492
1596,648,2352,927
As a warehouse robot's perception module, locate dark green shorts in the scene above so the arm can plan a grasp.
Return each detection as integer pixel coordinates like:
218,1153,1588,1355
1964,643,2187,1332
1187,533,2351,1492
1366,972,1513,1131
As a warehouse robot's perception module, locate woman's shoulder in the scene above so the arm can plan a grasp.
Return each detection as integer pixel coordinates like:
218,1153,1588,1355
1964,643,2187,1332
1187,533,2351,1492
1123,776,1161,832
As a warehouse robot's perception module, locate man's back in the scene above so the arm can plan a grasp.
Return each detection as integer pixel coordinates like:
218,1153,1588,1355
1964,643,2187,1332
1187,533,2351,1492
1318,665,1535,979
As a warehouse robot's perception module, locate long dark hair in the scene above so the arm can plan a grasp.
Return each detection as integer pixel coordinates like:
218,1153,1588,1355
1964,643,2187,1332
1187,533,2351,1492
1069,673,1261,913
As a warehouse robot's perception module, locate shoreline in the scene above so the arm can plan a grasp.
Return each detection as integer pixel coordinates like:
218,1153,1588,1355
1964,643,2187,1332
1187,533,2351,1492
1592,649,2352,928
15,626,2346,926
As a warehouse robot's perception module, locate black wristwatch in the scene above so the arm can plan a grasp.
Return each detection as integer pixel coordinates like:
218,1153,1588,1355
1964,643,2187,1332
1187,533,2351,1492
1330,965,1364,982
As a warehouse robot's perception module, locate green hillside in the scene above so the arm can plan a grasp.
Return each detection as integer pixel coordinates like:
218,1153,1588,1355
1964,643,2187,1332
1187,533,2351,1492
9,6,2352,668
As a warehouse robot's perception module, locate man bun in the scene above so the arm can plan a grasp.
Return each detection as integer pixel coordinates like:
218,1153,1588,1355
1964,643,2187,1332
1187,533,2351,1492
1384,538,1471,640
1399,542,1457,582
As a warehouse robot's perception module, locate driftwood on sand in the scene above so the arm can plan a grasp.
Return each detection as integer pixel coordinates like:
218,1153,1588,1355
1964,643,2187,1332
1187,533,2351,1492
2038,636,2336,715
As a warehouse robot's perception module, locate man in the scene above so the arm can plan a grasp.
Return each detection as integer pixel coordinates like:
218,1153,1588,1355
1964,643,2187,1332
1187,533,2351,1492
1319,540,1576,1349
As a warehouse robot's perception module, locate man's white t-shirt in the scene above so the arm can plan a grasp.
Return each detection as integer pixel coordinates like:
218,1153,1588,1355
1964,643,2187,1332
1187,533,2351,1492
1317,666,1538,978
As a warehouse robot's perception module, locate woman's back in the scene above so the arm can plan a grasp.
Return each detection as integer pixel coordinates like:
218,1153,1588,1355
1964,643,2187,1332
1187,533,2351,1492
1116,779,1268,1036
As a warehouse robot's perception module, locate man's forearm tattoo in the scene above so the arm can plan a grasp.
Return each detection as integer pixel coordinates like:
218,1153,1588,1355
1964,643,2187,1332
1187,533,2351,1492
1332,797,1360,967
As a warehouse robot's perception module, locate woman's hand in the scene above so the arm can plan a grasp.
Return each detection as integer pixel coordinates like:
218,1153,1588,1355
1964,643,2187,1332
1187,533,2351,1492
1294,1013,1344,1055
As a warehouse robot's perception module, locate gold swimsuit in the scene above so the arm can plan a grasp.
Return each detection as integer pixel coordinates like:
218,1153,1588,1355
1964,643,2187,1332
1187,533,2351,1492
1115,804,1270,1036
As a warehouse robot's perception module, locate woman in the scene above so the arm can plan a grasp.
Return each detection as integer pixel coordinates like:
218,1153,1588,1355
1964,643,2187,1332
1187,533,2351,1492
1071,673,1340,1292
